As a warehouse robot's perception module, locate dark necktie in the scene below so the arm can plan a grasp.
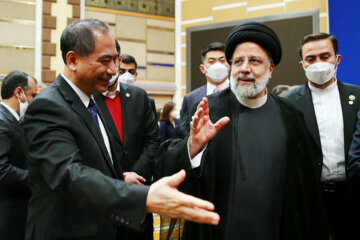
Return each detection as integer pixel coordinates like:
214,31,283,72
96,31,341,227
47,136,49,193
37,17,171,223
88,99,102,136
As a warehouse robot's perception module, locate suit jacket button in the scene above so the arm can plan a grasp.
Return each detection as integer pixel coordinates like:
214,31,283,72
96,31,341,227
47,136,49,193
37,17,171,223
120,216,125,223
125,218,130,225
115,216,120,222
318,162,321,166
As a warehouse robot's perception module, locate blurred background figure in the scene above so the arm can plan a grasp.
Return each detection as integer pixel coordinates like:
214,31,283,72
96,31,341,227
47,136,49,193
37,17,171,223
159,102,179,142
272,84,290,96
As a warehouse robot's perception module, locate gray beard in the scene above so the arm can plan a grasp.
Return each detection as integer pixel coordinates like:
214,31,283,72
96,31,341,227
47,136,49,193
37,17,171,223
230,68,270,98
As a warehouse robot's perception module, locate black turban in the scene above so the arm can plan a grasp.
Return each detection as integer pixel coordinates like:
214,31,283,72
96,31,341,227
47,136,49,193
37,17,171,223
225,22,282,66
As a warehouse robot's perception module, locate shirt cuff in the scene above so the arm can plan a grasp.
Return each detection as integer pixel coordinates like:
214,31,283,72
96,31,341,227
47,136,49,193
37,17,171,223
187,138,207,169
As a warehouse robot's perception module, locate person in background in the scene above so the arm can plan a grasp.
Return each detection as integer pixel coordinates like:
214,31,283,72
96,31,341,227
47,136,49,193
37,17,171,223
94,40,160,240
118,53,157,118
180,42,230,121
0,70,37,239
159,102,179,142
271,84,290,95
282,32,360,240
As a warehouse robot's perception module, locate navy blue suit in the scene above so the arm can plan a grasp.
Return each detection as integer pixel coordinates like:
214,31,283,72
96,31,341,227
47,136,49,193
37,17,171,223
180,85,207,121
348,107,360,182
159,119,180,142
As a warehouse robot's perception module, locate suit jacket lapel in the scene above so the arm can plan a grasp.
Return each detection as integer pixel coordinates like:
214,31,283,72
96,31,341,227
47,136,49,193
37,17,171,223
120,83,130,145
295,84,322,150
55,75,118,177
338,81,358,155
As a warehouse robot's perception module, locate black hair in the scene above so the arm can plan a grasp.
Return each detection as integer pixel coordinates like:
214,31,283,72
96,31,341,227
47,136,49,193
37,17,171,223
121,54,137,70
201,42,225,62
298,33,338,59
1,70,29,99
60,19,110,64
115,39,121,56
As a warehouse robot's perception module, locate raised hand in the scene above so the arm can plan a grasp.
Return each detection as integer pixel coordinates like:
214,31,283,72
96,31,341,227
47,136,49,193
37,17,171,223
188,97,230,158
145,170,220,225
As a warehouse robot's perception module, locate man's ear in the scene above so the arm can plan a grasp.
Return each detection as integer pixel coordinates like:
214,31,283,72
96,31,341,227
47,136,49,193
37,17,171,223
299,61,303,68
66,51,78,71
14,86,24,99
268,63,275,80
199,64,206,74
336,54,342,66
134,72,138,78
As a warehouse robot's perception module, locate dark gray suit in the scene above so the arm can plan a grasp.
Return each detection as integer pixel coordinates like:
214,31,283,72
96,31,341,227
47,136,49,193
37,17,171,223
24,75,149,240
0,104,30,239
180,84,207,121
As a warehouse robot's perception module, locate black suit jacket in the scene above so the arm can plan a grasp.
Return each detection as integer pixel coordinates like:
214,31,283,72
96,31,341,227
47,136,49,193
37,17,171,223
24,75,149,240
282,80,360,179
94,83,160,183
180,84,207,121
0,104,30,239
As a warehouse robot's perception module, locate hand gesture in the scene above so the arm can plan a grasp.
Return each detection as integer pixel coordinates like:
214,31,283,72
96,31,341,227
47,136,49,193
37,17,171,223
188,97,230,158
145,170,220,225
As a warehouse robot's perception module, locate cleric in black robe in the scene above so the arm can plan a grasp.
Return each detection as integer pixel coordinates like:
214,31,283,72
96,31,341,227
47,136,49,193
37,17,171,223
155,22,330,240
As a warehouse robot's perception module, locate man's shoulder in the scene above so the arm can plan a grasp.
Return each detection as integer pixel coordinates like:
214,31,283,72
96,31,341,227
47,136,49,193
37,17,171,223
121,83,147,96
184,85,206,99
281,84,306,100
340,81,360,93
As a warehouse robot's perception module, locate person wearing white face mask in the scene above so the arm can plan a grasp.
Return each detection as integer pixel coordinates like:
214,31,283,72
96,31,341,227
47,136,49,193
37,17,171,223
180,42,230,121
283,33,360,240
0,70,37,239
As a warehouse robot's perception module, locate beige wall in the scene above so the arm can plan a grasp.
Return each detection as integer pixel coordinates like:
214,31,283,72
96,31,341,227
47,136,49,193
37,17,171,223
85,7,176,109
178,0,329,96
0,0,36,77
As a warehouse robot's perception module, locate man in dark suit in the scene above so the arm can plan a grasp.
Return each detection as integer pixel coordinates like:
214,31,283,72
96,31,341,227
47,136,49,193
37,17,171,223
117,53,157,123
94,47,160,240
23,19,219,240
0,70,37,239
180,42,230,120
283,32,360,240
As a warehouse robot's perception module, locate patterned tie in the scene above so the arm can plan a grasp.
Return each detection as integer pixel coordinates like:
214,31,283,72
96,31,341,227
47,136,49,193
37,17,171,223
88,99,102,136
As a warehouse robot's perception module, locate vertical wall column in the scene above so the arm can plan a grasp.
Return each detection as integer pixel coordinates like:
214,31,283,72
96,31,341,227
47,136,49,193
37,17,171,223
42,0,57,83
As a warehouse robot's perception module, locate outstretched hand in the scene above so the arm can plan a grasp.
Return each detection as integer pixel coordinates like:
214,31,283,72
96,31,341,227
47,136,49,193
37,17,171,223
188,97,230,158
145,170,220,225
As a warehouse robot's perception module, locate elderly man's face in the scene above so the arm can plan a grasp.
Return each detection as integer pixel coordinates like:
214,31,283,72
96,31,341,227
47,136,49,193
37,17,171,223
75,31,118,95
230,42,274,98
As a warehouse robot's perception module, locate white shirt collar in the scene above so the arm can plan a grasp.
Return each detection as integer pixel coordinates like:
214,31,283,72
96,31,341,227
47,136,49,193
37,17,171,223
61,73,91,107
308,79,337,94
233,90,268,109
206,79,230,95
102,81,120,99
1,102,20,121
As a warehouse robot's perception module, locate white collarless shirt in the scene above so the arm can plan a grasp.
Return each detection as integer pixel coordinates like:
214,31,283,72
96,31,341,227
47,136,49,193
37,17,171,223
62,73,113,164
309,80,345,181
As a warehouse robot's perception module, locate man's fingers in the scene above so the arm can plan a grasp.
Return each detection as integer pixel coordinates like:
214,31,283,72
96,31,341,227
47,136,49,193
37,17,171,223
165,169,186,188
175,206,220,226
214,116,230,132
